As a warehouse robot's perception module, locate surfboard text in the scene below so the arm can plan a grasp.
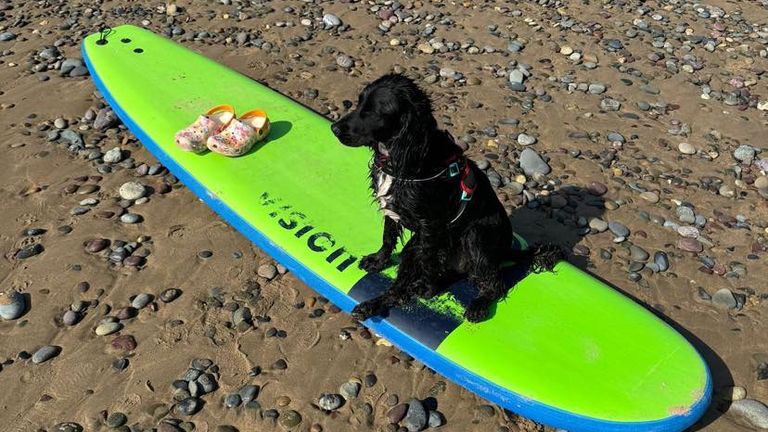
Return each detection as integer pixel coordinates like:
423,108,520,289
258,192,358,273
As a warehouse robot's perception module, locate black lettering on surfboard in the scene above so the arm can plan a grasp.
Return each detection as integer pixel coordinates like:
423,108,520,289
259,191,358,274
336,255,357,272
259,192,279,207
295,225,314,238
308,232,335,252
278,211,306,230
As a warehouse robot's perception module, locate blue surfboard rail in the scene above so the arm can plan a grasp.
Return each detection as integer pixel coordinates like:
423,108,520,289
81,35,711,432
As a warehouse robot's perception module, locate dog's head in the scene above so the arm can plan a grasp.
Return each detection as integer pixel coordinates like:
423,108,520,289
331,73,436,150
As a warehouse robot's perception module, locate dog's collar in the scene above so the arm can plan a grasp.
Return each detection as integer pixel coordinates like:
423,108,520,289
372,144,478,224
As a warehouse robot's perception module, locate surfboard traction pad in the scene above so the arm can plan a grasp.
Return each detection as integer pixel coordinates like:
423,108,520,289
81,25,712,432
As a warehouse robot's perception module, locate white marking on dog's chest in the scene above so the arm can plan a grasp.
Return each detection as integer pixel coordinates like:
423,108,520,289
375,170,401,222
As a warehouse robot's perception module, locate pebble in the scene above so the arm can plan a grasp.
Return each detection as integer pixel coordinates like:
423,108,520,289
676,206,696,224
224,393,242,408
336,55,353,69
712,289,737,310
52,423,83,432
15,243,44,259
755,177,768,191
317,393,344,411
0,32,17,41
517,133,536,146
725,386,748,401
677,226,699,238
629,245,649,262
323,14,341,27
131,293,153,309
120,213,142,224
364,373,377,387
60,129,83,147
113,358,129,371
111,335,137,351
727,399,768,429
678,143,696,155
653,252,670,272
600,98,621,111
608,222,630,238
119,181,146,200
508,69,525,85
191,358,213,371
519,149,551,176
22,228,46,236
428,411,445,428
258,264,278,279
160,288,181,303
0,290,26,320
403,399,427,432
106,412,128,428
387,404,408,424
586,181,608,196
63,310,80,326
677,238,703,253
337,380,361,403
573,244,590,256
94,108,118,130
197,373,217,393
95,322,122,336
607,132,625,143
588,83,606,94
86,238,110,253
639,191,660,203
239,384,259,403
32,345,61,364
103,147,122,163
115,307,138,320
280,410,302,429
507,182,524,195
176,398,202,416
733,145,756,164
589,218,608,232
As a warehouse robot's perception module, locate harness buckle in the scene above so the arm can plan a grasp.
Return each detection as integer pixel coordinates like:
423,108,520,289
461,190,472,201
448,162,460,177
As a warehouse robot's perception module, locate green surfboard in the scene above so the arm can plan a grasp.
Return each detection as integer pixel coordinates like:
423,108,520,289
82,25,711,432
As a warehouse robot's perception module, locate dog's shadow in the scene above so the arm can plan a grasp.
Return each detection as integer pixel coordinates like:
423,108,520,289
505,185,730,431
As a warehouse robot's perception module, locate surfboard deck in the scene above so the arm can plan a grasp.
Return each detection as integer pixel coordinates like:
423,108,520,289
81,25,711,432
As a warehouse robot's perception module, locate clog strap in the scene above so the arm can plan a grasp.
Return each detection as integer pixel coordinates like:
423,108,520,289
205,104,236,117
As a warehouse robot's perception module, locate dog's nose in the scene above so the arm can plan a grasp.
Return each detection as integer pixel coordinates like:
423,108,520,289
331,123,342,137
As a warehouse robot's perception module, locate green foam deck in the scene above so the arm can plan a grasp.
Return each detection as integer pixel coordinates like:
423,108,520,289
82,25,711,432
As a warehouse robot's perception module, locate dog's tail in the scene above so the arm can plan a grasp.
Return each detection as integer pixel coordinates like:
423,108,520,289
504,242,564,273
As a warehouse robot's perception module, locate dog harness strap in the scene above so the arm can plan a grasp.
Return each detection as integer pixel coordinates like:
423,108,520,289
449,163,477,224
459,162,476,201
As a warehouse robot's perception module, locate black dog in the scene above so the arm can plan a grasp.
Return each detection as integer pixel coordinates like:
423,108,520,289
331,73,559,322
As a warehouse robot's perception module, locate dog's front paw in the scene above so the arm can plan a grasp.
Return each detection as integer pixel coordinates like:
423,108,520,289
351,297,386,321
464,297,493,323
359,252,390,273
